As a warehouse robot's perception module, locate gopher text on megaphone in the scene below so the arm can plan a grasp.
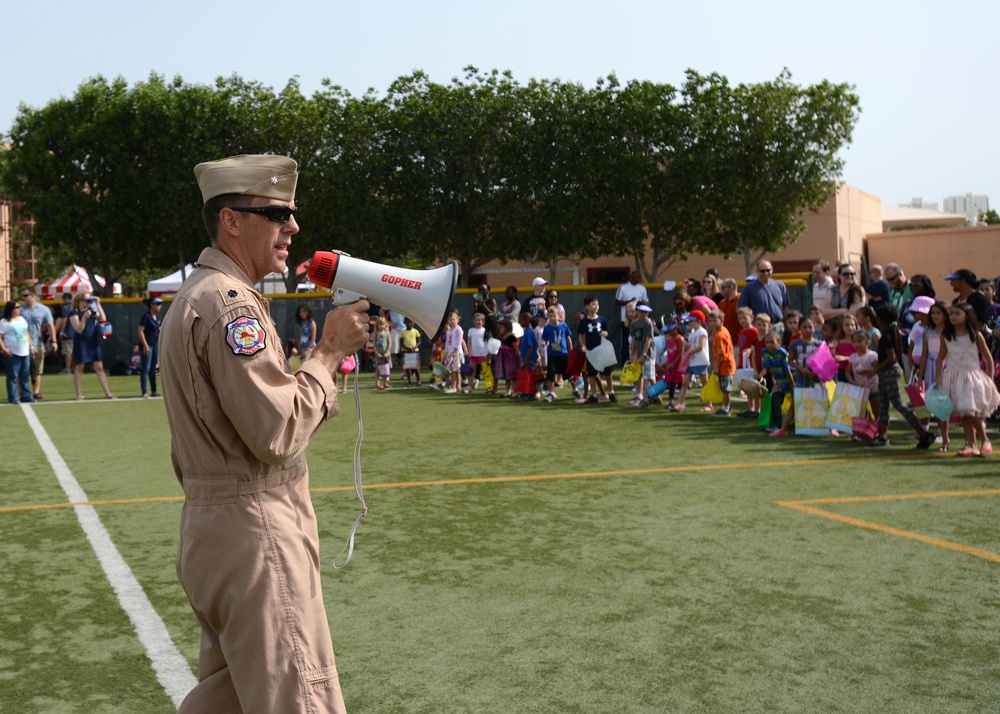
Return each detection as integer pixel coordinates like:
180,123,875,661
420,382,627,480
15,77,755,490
308,251,459,343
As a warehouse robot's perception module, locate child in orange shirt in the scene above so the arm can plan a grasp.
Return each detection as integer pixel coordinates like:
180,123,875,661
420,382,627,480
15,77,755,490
707,309,736,416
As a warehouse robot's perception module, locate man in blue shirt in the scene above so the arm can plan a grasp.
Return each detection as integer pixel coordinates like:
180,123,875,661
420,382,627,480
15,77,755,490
20,289,56,399
737,260,789,324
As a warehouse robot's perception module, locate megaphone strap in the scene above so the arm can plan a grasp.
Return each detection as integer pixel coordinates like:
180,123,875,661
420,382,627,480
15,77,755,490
332,357,367,570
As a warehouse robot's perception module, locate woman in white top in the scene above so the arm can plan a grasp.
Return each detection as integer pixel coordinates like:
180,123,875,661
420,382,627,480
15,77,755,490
0,299,34,404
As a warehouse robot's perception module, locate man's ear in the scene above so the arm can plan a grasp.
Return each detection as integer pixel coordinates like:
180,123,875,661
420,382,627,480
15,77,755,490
218,207,242,237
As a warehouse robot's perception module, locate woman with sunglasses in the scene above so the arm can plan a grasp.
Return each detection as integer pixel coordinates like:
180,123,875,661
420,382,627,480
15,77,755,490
821,263,867,321
0,300,34,404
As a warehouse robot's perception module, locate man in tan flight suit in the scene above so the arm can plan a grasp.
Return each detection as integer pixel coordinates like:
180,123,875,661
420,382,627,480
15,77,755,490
160,154,371,713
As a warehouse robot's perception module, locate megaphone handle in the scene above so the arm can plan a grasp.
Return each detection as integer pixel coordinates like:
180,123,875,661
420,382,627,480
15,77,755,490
332,355,367,570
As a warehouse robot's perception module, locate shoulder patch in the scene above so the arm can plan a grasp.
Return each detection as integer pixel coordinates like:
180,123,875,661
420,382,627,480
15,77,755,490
226,316,267,356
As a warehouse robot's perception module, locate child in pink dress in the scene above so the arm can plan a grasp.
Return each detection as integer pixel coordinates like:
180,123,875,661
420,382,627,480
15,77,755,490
936,303,1000,456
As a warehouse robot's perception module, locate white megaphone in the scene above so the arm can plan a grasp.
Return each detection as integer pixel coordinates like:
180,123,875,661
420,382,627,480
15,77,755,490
308,250,459,342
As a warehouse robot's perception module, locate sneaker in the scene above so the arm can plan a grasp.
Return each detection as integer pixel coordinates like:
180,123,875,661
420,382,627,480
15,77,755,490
574,397,588,404
916,431,936,450
635,400,648,409
769,428,788,437
545,393,556,403
473,379,479,390
572,389,583,400
608,392,618,403
586,395,599,404
868,436,890,447
59,369,71,375
714,409,732,417
629,397,642,406
598,394,610,401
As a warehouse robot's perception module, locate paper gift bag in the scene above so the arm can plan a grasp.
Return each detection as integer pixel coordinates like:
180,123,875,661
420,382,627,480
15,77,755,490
566,348,586,377
825,381,869,432
402,352,420,370
515,367,537,396
794,385,830,436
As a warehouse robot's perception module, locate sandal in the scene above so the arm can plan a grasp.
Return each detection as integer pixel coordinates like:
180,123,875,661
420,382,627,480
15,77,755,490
981,443,993,457
937,445,950,453
700,405,714,413
957,446,980,457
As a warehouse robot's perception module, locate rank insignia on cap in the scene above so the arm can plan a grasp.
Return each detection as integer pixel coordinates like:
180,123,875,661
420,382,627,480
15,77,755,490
226,316,267,356
270,176,278,185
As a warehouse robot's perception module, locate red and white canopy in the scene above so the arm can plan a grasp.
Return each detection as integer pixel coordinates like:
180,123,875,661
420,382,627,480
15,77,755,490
34,265,121,298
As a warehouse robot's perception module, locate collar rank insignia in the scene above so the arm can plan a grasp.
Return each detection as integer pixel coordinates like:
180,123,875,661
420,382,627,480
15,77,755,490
228,290,238,298
226,316,267,356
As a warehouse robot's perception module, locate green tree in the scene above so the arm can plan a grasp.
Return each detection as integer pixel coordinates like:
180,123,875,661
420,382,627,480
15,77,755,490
683,70,861,275
588,77,704,282
383,68,524,284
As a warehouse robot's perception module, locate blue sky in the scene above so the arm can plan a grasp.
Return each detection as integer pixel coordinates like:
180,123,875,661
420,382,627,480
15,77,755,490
4,0,997,209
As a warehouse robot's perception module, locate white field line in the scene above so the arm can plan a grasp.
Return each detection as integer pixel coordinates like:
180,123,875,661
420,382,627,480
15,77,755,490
20,404,196,707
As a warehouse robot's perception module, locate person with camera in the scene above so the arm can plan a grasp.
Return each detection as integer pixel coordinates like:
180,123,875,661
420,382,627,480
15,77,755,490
160,154,371,713
68,292,115,401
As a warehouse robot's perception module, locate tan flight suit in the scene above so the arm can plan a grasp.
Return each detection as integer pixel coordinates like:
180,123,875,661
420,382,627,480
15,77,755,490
161,247,347,714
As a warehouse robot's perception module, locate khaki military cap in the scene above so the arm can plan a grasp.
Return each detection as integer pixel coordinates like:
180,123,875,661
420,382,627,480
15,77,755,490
194,154,298,204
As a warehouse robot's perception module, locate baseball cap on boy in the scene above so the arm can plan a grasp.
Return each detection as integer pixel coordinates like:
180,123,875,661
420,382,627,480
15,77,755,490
532,277,548,287
687,309,706,323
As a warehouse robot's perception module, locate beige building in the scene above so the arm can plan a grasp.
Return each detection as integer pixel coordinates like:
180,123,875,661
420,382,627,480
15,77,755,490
470,182,996,292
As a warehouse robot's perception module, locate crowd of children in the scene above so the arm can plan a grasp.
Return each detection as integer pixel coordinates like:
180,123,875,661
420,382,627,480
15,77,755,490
316,273,1000,457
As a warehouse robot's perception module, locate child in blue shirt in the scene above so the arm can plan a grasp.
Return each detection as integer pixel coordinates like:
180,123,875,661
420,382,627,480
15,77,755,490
518,311,540,400
541,306,574,402
758,330,793,434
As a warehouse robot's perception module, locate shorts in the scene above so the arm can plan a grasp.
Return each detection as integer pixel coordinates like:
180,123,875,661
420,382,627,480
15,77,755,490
61,339,74,358
718,374,733,393
390,328,403,354
29,349,45,379
546,352,569,382
470,355,487,365
686,364,708,376
641,360,656,381
585,363,614,378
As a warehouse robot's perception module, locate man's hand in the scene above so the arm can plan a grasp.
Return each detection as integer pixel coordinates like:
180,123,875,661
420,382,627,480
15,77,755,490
312,300,372,374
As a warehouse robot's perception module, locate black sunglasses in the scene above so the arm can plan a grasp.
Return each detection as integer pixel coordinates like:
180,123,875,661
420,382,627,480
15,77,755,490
218,205,299,224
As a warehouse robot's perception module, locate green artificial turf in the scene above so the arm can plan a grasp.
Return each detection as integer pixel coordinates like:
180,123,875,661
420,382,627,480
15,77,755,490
2,371,1000,712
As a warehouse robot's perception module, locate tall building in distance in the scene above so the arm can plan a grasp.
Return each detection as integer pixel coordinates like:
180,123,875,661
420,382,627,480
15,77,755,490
899,197,939,210
942,192,989,220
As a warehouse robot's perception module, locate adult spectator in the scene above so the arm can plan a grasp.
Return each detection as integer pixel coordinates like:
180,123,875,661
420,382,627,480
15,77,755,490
718,278,742,362
885,263,913,314
138,297,163,399
615,270,648,361
523,277,548,320
702,273,725,303
499,285,521,325
20,288,56,400
737,260,789,324
946,268,991,326
68,293,115,401
160,154,370,712
55,292,75,374
545,288,566,322
811,260,834,308
473,283,498,318
822,263,866,320
909,274,935,299
866,264,891,308
0,299,33,403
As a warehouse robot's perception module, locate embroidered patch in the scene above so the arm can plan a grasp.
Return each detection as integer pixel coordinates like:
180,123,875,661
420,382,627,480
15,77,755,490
226,316,267,356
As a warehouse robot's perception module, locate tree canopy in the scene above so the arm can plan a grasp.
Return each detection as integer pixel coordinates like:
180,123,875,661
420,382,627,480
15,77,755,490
0,68,861,292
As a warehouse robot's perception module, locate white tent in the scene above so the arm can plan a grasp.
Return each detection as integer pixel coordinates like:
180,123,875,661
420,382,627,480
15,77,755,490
147,264,197,297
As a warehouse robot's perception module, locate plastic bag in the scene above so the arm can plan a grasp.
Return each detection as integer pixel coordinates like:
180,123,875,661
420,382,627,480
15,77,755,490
620,361,641,385
700,373,723,403
925,384,954,422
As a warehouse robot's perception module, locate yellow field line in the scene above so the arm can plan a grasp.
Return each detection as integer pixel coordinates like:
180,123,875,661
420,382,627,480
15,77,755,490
776,491,1000,563
0,452,943,514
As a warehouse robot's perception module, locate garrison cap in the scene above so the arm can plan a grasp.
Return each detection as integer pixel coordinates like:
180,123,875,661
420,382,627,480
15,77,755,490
194,154,298,204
